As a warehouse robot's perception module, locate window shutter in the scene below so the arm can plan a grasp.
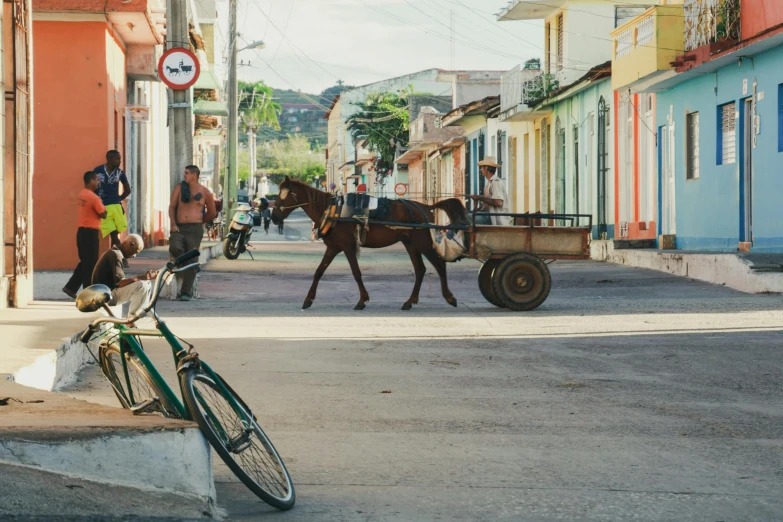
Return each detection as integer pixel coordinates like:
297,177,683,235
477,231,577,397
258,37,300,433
721,102,736,165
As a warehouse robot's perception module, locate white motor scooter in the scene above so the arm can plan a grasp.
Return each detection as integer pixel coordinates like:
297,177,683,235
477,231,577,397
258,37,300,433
223,204,254,260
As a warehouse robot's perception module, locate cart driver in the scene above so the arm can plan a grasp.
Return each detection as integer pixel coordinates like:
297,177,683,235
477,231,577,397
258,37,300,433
469,156,512,226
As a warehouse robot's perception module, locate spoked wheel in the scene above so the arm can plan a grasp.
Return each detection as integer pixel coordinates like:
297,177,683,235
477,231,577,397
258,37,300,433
477,259,505,308
180,369,295,510
492,253,552,311
99,344,182,418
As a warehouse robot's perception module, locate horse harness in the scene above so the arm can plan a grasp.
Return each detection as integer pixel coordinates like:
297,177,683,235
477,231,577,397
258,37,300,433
276,188,309,212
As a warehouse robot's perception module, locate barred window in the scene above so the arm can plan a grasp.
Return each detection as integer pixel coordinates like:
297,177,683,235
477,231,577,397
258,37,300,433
720,102,736,165
687,112,699,179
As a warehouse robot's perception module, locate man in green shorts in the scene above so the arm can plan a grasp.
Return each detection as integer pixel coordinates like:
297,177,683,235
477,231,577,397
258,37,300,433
95,150,132,265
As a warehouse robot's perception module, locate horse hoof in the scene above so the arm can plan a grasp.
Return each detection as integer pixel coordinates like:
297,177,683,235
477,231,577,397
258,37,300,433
446,296,458,307
401,302,412,311
354,302,366,311
302,300,313,310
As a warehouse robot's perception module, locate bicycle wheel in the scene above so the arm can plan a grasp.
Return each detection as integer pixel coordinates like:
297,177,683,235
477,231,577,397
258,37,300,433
99,343,181,418
180,369,295,510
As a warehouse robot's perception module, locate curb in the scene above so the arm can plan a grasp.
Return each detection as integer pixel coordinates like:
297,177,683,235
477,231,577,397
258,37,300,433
12,330,92,392
0,428,215,508
590,240,783,293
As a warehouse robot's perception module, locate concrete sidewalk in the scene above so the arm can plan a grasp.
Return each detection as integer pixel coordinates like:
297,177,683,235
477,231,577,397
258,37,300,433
35,241,222,301
0,299,216,510
592,240,783,294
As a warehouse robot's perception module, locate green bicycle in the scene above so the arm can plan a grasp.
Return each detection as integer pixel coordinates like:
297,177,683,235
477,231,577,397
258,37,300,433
76,249,295,511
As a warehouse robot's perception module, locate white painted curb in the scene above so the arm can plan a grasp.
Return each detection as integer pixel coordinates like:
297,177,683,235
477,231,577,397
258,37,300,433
590,240,783,294
12,330,92,392
0,428,215,506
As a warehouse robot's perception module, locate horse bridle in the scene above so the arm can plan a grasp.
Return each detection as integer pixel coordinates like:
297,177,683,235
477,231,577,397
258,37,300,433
275,188,309,212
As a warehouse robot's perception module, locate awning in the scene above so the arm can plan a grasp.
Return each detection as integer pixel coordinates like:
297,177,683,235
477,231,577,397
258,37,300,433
193,100,228,117
194,70,221,91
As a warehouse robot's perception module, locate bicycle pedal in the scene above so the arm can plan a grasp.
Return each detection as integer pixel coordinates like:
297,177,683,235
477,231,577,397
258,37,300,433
130,397,159,415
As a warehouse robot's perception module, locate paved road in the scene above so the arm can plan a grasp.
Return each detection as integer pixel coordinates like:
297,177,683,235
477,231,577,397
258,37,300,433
248,208,313,243
67,243,783,520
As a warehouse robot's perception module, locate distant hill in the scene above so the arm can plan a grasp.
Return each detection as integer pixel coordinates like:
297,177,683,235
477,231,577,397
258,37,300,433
257,84,354,147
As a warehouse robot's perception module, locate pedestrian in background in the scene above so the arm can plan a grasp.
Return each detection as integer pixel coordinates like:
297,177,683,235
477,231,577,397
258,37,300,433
262,206,271,234
168,165,216,301
95,150,132,266
63,171,107,299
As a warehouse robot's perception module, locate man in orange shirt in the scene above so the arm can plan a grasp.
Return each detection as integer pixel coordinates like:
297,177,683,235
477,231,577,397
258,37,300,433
63,171,107,298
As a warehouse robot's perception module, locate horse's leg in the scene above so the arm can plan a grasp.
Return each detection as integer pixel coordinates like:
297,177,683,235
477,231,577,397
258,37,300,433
402,243,426,311
303,244,341,309
343,245,370,310
422,248,457,308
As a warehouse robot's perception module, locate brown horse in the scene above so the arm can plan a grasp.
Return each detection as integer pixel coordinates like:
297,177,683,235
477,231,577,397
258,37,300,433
271,177,468,311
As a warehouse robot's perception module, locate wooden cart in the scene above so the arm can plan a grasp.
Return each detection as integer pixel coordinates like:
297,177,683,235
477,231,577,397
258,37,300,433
335,210,592,311
467,213,592,311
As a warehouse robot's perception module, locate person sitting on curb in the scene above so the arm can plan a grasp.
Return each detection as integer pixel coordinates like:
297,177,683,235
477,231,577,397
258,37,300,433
91,234,158,319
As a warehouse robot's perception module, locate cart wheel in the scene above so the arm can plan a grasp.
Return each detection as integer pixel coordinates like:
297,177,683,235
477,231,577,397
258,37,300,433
492,253,552,311
478,260,505,308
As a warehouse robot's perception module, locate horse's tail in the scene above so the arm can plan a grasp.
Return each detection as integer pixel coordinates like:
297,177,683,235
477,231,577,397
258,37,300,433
433,198,468,226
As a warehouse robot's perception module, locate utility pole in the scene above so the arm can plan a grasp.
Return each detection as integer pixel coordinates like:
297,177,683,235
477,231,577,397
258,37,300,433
167,0,193,193
224,0,239,235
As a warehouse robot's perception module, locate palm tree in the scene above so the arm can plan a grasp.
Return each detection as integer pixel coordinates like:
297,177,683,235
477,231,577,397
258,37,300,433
238,81,281,194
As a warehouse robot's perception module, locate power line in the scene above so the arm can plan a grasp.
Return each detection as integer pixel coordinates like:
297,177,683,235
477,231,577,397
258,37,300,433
355,0,593,73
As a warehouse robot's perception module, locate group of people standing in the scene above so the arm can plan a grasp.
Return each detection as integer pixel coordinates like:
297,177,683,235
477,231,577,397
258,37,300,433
64,151,216,317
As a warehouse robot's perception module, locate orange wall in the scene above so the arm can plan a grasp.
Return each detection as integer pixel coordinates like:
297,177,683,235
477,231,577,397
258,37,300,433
33,21,126,270
741,0,783,40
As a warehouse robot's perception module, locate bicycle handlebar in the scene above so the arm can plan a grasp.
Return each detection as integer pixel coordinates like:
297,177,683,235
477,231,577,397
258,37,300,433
80,257,202,342
169,249,200,269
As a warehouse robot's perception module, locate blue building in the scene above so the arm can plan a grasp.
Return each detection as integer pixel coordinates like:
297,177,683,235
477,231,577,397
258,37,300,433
651,3,783,251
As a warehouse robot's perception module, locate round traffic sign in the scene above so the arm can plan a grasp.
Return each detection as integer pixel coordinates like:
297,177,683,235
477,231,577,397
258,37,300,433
394,183,408,196
158,48,201,90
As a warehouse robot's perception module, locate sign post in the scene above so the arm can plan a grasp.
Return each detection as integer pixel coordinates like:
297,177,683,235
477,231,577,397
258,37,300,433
394,183,408,197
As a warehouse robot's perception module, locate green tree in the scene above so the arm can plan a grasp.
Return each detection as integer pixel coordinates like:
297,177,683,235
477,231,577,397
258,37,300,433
238,81,281,177
260,134,325,186
346,86,421,176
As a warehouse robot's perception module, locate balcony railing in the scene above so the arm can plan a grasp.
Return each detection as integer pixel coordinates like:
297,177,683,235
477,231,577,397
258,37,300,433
522,73,561,104
616,26,635,59
500,66,552,113
684,0,740,52
610,4,686,91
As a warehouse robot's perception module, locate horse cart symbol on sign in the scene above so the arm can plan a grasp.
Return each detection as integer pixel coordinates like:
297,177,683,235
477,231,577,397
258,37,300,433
158,48,200,90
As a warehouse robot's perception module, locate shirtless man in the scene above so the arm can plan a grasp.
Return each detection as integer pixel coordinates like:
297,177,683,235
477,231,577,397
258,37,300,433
168,165,216,301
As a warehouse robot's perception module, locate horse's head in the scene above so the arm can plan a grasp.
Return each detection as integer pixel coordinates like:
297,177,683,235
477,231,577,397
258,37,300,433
271,176,299,225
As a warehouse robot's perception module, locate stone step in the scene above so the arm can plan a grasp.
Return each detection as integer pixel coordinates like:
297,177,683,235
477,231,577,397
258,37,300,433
0,380,215,509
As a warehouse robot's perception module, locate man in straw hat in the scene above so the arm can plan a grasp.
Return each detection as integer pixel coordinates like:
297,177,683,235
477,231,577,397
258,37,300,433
469,156,512,226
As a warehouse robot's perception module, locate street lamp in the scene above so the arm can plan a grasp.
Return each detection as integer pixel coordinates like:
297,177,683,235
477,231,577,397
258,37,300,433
225,0,266,235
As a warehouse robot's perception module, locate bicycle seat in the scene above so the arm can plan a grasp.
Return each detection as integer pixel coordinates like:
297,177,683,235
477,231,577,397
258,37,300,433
76,284,112,313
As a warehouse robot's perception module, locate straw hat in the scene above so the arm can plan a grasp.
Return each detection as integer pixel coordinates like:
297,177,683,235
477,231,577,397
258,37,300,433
478,156,500,168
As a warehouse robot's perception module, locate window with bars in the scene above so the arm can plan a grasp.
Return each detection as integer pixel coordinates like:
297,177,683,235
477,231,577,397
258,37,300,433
686,112,699,179
557,14,564,71
718,102,736,165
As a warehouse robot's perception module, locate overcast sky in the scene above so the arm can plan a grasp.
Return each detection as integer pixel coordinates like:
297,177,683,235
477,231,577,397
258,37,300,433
214,0,543,103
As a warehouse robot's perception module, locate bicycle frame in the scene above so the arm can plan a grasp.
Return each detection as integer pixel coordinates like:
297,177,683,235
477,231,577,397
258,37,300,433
94,255,253,443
